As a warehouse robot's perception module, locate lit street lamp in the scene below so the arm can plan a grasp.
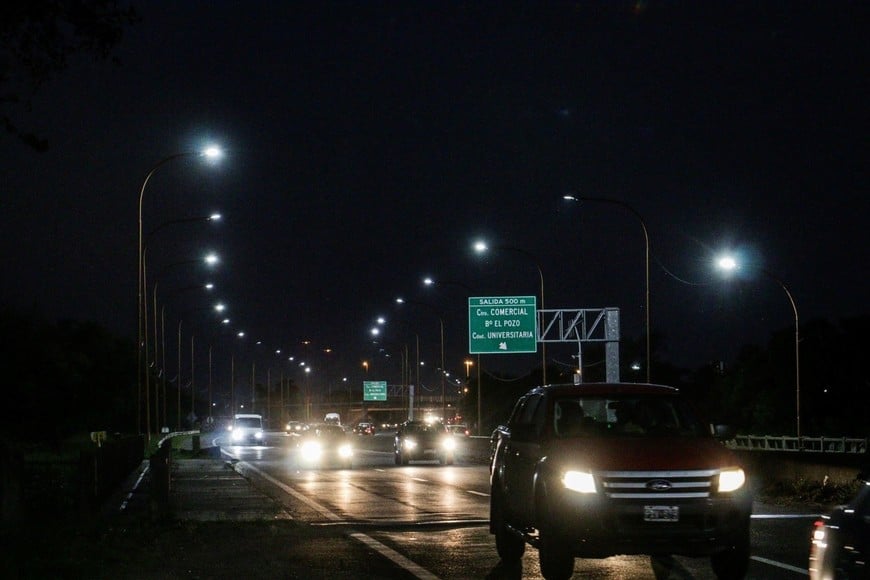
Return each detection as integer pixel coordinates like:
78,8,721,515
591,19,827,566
137,146,222,438
563,194,651,383
422,276,484,435
716,254,802,439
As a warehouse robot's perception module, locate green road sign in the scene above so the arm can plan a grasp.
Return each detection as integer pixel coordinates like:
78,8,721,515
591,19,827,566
468,296,538,354
363,380,388,402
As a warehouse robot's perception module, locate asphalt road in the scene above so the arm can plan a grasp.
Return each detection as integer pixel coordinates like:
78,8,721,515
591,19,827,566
213,431,820,579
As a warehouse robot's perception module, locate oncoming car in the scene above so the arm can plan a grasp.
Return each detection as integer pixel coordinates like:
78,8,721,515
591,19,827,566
394,420,456,465
228,413,264,445
297,424,354,469
809,470,869,580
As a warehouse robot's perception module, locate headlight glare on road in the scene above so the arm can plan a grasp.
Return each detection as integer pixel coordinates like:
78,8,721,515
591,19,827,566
717,468,746,493
562,470,597,493
338,444,353,458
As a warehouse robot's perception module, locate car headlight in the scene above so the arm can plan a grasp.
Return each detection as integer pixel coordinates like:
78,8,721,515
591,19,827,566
301,441,322,461
562,470,597,493
338,444,353,458
717,468,746,493
403,439,417,450
255,431,263,440
442,437,457,451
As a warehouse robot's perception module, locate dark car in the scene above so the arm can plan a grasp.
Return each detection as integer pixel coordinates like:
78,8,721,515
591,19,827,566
490,383,753,580
394,420,456,465
297,424,354,469
809,471,869,579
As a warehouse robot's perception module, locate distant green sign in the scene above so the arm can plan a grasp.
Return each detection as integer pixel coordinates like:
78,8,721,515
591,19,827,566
363,380,388,402
468,296,538,354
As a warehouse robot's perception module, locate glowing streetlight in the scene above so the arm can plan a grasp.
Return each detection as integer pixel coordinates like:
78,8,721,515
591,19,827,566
716,253,801,439
137,146,222,437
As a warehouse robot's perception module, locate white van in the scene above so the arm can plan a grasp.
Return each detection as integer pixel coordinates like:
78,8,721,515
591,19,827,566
324,412,341,426
228,413,264,445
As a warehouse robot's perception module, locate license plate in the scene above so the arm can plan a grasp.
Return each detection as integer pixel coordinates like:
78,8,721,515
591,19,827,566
643,505,679,522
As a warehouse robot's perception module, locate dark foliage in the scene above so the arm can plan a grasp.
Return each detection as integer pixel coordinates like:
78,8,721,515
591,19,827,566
0,307,135,444
0,0,139,150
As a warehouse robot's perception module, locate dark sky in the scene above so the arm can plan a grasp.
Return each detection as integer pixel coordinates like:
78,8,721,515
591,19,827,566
1,1,866,393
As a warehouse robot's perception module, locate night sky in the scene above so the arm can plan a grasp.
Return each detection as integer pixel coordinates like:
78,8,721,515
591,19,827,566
1,2,866,395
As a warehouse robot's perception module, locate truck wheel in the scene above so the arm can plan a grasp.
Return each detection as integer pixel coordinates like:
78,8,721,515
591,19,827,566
710,523,750,580
538,495,574,580
491,488,525,561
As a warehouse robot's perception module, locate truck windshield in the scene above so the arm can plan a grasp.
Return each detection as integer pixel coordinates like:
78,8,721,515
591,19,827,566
235,417,261,428
554,395,705,438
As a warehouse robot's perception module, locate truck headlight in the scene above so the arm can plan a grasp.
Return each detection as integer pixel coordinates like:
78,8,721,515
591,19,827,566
403,439,418,450
255,431,263,440
717,468,746,492
338,444,353,458
442,437,457,451
231,430,242,442
562,470,597,493
301,441,322,461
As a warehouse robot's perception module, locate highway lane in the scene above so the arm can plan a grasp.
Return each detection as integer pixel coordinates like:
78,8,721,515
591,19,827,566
219,431,821,579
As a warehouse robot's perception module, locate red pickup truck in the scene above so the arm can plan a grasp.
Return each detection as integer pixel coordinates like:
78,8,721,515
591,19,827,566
489,383,753,579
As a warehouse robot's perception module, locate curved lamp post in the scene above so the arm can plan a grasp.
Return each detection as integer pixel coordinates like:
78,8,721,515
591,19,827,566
422,276,484,435
396,297,447,422
137,146,222,438
473,241,547,385
716,255,801,439
563,195,651,383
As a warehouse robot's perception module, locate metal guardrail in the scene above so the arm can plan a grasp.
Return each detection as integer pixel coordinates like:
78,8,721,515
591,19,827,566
727,434,868,454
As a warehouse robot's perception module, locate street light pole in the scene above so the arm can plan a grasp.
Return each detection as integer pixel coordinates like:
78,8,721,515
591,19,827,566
716,256,801,439
137,147,222,438
563,195,651,383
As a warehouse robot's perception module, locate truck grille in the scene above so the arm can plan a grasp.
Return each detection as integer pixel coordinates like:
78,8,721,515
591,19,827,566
598,470,717,500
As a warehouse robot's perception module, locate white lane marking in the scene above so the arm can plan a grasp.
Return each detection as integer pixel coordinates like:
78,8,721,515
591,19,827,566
467,490,489,497
751,556,809,575
119,464,149,511
241,461,341,521
349,532,441,580
241,462,441,579
411,477,428,482
752,513,822,519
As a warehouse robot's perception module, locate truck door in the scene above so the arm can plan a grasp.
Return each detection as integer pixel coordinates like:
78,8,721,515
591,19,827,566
503,393,545,522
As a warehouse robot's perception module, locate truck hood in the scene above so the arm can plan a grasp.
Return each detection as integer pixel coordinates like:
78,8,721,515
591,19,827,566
545,437,741,472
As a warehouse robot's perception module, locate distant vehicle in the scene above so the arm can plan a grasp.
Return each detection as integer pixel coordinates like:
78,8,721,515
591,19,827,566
809,470,869,580
448,423,470,437
228,413,264,445
298,424,353,469
394,420,456,465
355,422,374,435
284,420,307,435
324,412,341,425
489,383,752,580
